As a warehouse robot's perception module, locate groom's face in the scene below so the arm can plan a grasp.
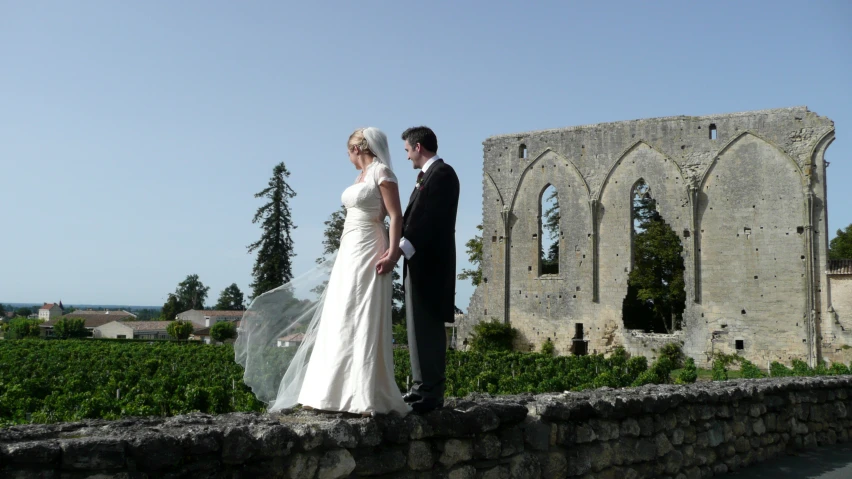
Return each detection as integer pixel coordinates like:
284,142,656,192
404,140,424,169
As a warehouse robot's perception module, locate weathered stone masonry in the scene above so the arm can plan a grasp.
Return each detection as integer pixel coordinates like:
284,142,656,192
462,107,846,367
2,376,852,478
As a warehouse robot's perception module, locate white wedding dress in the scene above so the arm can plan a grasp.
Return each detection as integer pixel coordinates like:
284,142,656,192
296,162,411,416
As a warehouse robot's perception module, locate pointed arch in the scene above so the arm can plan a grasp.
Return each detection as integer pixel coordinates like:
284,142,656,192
698,131,805,191
485,170,505,208
596,141,685,202
509,148,590,213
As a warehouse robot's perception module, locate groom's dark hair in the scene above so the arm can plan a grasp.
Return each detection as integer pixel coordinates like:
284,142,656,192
401,126,438,154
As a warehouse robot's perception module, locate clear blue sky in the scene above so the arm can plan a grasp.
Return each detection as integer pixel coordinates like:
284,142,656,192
1,1,850,308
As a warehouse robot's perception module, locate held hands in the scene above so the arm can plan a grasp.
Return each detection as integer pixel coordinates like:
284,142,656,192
376,247,402,275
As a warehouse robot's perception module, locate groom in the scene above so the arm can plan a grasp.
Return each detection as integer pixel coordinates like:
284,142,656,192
397,126,459,413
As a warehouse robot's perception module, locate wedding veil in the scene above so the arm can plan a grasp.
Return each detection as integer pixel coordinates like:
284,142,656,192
235,126,392,412
362,127,393,172
234,253,336,411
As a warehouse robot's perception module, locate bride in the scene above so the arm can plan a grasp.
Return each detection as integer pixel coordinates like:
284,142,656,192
235,127,411,417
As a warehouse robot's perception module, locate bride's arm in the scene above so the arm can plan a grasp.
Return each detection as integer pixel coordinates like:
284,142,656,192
376,181,403,275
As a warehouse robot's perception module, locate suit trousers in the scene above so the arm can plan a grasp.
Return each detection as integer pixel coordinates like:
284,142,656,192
405,266,447,399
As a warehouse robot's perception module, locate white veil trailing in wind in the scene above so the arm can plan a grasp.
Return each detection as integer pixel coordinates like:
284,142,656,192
362,127,393,172
234,253,337,411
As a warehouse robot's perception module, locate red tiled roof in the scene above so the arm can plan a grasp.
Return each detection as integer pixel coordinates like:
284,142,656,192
42,316,120,328
124,321,172,331
40,303,59,310
189,310,245,317
61,310,137,321
828,259,852,275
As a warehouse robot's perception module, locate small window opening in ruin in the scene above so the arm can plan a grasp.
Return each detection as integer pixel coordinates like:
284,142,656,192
622,179,685,334
741,309,747,314
683,229,690,238
483,278,488,284
571,323,588,356
519,144,528,159
709,124,717,140
797,226,804,234
539,185,559,275
721,324,727,329
736,340,744,350
492,236,497,243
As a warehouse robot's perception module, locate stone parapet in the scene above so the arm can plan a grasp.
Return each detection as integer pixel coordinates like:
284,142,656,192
2,376,852,478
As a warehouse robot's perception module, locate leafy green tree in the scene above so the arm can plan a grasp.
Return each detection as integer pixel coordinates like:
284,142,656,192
3,318,41,339
214,284,245,310
167,321,194,341
176,274,210,311
15,307,34,318
160,294,182,322
622,180,686,333
316,205,346,264
0,304,5,316
458,224,483,286
541,189,559,274
829,223,852,260
53,318,87,339
210,321,237,342
248,162,297,299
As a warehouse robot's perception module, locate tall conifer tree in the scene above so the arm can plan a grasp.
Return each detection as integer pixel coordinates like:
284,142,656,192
248,162,297,299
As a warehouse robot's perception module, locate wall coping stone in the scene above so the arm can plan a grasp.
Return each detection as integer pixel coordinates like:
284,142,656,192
2,376,852,477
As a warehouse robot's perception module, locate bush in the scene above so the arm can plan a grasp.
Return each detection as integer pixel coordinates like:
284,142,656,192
469,320,517,353
631,356,673,386
659,343,685,369
53,318,87,339
711,359,728,381
675,357,698,384
2,318,41,339
167,321,194,341
791,359,813,377
540,338,555,356
829,362,850,375
626,356,649,379
739,358,765,379
770,361,793,377
210,321,236,342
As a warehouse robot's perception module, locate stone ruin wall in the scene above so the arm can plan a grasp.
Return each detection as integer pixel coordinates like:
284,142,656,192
463,106,845,367
2,376,852,478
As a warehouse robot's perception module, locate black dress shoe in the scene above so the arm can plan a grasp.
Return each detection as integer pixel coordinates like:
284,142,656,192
403,392,423,403
410,397,444,414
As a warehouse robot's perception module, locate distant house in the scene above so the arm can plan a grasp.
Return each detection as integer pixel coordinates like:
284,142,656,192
190,320,241,344
277,333,304,348
190,326,212,344
176,309,244,328
94,321,173,340
40,310,137,337
38,303,63,321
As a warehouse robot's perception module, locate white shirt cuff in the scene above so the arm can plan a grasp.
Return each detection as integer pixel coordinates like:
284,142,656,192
399,238,415,259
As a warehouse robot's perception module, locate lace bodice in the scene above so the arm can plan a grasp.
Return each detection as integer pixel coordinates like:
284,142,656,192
341,162,397,222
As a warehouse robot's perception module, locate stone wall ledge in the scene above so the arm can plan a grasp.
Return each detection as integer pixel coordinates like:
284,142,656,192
2,376,852,478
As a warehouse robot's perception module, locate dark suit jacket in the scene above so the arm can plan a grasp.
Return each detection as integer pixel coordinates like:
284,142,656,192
403,159,460,323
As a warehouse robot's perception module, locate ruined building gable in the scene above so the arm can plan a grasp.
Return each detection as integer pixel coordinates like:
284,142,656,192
464,107,843,367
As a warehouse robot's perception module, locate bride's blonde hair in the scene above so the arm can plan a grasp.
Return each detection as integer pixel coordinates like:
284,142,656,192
348,128,374,156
